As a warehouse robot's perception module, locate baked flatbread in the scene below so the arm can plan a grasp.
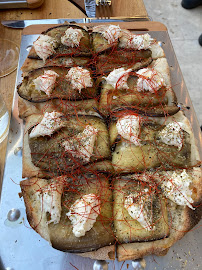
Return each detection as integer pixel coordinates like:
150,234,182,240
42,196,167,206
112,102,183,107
110,111,200,173
20,173,115,253
99,58,179,116
18,23,201,262
22,113,111,178
28,24,91,59
18,66,96,102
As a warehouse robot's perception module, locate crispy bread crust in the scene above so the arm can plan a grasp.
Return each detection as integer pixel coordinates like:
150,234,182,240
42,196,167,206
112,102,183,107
20,178,51,242
150,42,165,59
76,245,116,260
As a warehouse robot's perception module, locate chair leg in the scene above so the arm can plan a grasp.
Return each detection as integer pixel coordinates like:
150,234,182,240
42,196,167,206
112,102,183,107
181,0,202,9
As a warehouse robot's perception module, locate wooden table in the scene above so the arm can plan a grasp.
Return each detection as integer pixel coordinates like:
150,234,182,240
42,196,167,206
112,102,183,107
0,0,148,188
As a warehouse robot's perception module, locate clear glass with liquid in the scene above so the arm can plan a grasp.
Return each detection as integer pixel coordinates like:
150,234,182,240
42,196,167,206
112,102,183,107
0,94,9,144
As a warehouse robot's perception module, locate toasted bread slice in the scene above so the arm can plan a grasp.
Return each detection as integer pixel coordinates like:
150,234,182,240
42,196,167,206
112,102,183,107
99,58,179,117
110,111,200,173
113,177,169,243
17,66,96,103
95,50,152,75
20,173,115,253
20,177,64,243
118,167,202,206
117,200,202,261
22,113,111,178
28,24,91,59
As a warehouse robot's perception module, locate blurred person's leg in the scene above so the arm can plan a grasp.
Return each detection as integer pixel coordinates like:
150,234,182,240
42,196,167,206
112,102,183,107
181,0,202,9
199,34,202,46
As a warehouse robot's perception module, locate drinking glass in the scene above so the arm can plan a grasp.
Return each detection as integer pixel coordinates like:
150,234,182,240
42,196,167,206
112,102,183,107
0,93,10,144
0,39,19,78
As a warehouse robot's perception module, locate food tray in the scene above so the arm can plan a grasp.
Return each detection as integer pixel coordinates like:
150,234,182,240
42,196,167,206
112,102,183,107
0,20,201,270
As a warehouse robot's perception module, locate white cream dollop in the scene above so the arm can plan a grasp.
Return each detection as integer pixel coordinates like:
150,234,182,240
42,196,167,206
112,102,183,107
136,68,165,93
159,121,185,150
61,27,84,47
120,32,152,50
124,190,153,231
33,70,59,96
161,170,194,209
116,115,141,146
33,34,58,62
105,68,132,89
29,111,65,138
62,125,98,162
93,24,122,44
66,67,93,93
67,194,101,237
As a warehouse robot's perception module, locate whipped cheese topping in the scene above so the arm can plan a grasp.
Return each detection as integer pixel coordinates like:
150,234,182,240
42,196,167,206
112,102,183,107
116,115,141,146
33,34,58,62
66,67,93,93
93,24,122,44
33,70,59,96
136,68,165,93
161,170,194,209
61,27,84,47
159,122,185,150
37,183,62,224
124,190,153,231
62,125,98,162
120,32,152,50
29,111,65,138
67,194,101,237
105,68,132,89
